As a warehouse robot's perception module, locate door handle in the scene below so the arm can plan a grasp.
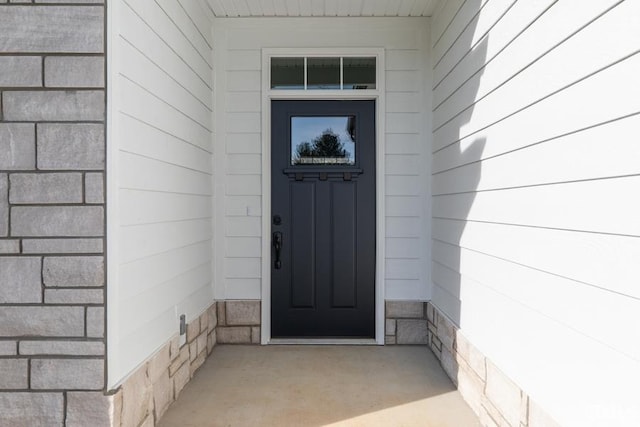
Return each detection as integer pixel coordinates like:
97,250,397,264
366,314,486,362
273,231,283,269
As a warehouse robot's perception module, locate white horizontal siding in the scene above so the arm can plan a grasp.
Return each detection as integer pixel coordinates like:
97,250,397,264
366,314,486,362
213,17,431,301
109,0,214,387
432,1,640,426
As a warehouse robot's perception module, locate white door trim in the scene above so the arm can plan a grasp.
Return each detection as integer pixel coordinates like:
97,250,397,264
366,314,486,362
260,48,386,345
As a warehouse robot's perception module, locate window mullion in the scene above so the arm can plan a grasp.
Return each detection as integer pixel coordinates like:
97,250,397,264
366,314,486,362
304,57,307,90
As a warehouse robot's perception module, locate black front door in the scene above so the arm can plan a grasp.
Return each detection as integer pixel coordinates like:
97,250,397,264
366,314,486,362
271,100,376,338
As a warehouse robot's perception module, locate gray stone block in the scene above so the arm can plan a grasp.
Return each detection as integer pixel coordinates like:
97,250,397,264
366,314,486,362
11,206,104,237
85,172,104,204
44,289,103,304
43,256,104,287
216,326,251,344
0,359,28,389
396,319,429,344
31,358,104,390
186,319,200,343
436,312,456,352
0,306,84,337
0,341,17,356
196,331,207,354
385,319,396,335
9,173,83,204
67,392,116,427
0,240,20,254
217,301,226,326
45,56,104,87
0,56,41,87
22,238,104,254
3,91,104,121
0,123,35,170
147,342,171,382
173,362,190,398
120,364,153,427
169,346,189,377
386,300,426,318
455,331,486,380
0,393,63,426
19,340,104,356
225,300,260,325
66,393,109,426
208,303,217,332
86,307,104,338
251,327,261,344
152,372,173,421
37,123,105,170
0,6,103,53
485,361,526,427
0,257,42,304
0,175,7,237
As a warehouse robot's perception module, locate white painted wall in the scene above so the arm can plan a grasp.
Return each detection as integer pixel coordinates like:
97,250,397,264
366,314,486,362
212,17,432,303
431,0,640,425
107,0,214,387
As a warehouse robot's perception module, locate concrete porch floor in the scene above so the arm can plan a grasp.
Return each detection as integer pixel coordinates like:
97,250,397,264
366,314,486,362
158,345,480,427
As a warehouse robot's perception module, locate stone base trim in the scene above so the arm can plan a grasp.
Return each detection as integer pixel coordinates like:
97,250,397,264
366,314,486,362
90,302,219,427
426,302,560,427
385,300,429,345
216,300,261,344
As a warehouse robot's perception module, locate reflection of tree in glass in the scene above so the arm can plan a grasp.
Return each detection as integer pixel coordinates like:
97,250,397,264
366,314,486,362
294,128,348,164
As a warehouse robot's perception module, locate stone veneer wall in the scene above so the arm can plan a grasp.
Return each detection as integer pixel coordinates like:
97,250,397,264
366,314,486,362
216,301,261,344
0,2,107,425
425,302,560,427
385,301,430,345
100,304,218,427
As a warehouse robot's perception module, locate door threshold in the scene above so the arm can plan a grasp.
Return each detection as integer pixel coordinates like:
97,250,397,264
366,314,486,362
268,338,378,345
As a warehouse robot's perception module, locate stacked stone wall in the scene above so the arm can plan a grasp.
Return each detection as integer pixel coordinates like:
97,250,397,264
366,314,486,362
385,301,429,344
0,2,107,424
216,301,261,344
113,304,218,427
426,302,560,427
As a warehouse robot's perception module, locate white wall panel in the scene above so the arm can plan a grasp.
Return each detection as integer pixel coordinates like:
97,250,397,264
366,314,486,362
434,0,621,106
119,3,212,106
432,0,495,69
109,0,213,387
433,218,640,299
124,1,212,74
433,114,640,194
431,0,464,46
431,1,640,425
214,17,432,301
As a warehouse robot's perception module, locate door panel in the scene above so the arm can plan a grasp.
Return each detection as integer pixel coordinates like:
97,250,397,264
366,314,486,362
271,100,376,338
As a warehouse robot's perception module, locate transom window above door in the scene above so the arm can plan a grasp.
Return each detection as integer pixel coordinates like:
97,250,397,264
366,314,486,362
271,57,376,90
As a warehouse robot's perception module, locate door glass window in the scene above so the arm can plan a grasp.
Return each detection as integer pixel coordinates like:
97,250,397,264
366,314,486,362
291,116,356,165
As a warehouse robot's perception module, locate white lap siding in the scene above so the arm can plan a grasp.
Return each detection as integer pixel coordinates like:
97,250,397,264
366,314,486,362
431,0,640,425
108,0,214,386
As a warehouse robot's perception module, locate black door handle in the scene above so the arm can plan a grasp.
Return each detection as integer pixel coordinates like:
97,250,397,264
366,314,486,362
273,231,283,269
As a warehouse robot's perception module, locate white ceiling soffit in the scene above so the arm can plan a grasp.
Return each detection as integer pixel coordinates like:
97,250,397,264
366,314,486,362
206,0,441,18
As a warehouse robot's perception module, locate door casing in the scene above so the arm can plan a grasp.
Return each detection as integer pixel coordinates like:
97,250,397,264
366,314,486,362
260,48,386,344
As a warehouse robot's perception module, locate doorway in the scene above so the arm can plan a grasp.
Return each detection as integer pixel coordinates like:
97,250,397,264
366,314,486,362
270,100,376,338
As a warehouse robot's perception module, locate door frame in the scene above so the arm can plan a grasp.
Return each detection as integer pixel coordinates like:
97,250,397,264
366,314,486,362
260,48,386,344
